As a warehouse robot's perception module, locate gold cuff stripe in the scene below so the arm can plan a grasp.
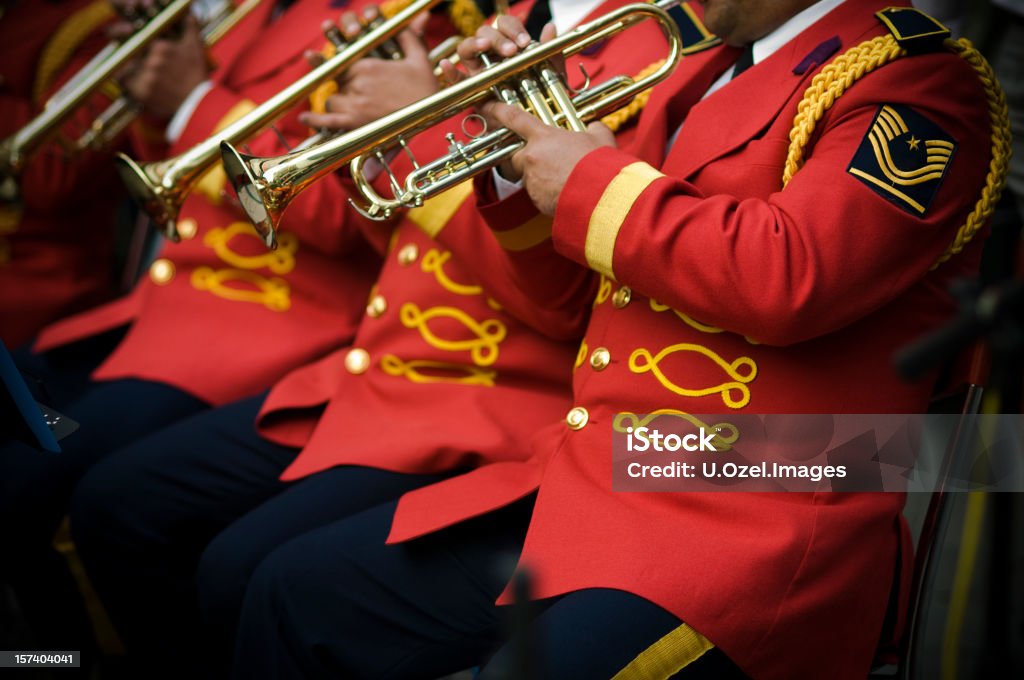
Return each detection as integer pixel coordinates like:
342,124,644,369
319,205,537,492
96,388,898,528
407,180,474,238
585,162,664,279
493,214,553,251
611,623,714,680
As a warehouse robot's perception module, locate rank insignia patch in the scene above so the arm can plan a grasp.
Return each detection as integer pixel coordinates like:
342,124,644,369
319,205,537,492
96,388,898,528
847,104,957,216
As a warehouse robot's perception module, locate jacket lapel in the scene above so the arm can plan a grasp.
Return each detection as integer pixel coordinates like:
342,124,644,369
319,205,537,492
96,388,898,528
627,44,737,166
222,0,337,85
209,0,278,81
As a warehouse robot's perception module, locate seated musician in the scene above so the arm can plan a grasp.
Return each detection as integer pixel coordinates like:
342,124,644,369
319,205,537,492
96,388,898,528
1,0,475,668
65,0,670,676
223,0,1008,678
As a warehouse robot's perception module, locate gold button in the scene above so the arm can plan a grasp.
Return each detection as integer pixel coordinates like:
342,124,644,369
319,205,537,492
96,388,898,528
149,258,175,285
397,243,419,266
176,218,198,240
344,348,371,375
612,286,632,308
589,347,610,371
566,406,589,430
366,294,387,318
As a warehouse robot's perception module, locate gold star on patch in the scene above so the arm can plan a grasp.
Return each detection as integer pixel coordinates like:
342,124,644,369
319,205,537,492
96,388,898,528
848,104,957,216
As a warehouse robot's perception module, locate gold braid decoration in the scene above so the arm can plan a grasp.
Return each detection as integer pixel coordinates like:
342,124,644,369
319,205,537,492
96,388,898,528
782,35,1011,269
446,0,486,37
600,59,665,133
33,0,115,106
381,0,484,36
380,0,414,18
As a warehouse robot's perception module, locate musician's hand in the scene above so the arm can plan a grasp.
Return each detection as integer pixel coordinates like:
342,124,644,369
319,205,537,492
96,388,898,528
106,0,168,39
443,15,562,83
444,22,563,182
299,13,436,132
485,101,616,215
123,14,210,120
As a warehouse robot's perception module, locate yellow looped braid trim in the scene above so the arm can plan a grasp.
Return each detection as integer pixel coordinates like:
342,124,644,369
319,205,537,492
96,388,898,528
782,35,1011,269
34,1,115,106
601,59,665,133
446,0,486,37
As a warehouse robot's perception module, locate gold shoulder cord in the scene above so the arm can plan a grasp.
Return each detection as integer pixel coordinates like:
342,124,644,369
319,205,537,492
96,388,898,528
378,0,484,34
601,59,665,132
33,1,116,106
782,34,1012,269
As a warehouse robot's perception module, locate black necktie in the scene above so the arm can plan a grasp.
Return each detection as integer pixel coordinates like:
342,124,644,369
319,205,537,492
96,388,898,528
731,45,754,79
523,0,552,40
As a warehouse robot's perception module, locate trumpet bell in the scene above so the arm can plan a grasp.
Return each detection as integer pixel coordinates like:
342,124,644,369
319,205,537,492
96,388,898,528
115,153,181,241
220,142,280,249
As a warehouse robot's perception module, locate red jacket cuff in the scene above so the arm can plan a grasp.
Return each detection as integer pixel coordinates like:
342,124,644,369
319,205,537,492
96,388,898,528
551,145,641,273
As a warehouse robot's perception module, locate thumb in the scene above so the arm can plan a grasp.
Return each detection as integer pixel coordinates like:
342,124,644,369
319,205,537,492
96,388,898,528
488,102,546,139
184,13,202,40
410,11,430,37
587,121,617,148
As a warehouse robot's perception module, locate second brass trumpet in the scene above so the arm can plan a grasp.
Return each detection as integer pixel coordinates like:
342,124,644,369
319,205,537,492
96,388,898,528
221,0,684,248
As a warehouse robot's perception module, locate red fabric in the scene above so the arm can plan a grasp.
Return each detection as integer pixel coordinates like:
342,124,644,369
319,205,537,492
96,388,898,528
0,0,123,347
35,0,388,405
388,1,993,678
257,0,666,483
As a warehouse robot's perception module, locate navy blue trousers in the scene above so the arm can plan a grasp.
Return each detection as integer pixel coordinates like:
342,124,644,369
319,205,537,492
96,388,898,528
0,330,206,665
69,394,450,679
233,500,747,680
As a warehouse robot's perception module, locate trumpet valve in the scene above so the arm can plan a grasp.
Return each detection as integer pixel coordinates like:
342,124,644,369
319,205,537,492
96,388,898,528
324,25,347,50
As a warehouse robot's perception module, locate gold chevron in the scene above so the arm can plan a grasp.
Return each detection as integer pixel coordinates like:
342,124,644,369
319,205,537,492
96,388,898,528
866,106,952,187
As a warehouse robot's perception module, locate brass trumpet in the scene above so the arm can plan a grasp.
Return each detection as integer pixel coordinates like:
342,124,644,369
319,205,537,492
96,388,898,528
116,0,444,241
74,0,267,152
0,0,194,187
221,0,683,248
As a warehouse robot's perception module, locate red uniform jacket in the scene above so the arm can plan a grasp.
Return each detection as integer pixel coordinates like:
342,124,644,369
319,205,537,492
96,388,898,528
387,2,995,678
1,0,123,348
256,0,668,482
34,0,389,405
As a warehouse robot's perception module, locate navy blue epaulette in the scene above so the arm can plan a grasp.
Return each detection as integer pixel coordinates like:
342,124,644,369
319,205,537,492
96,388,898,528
667,2,721,54
875,7,951,53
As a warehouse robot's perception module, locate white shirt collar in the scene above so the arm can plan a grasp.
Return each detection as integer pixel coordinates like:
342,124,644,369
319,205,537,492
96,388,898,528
551,0,608,34
751,0,848,65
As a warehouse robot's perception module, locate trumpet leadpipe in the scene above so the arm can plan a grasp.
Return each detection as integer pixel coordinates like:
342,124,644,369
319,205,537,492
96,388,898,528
1,0,193,177
76,0,266,153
